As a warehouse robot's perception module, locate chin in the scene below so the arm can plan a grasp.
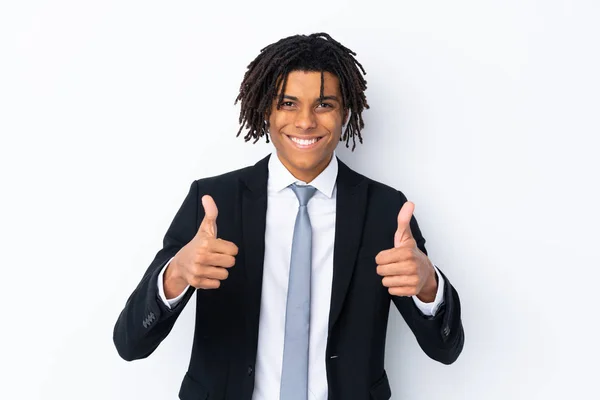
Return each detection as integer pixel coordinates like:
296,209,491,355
297,159,324,172
287,156,320,170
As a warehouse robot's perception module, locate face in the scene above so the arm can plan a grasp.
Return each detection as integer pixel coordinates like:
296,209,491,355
268,70,347,183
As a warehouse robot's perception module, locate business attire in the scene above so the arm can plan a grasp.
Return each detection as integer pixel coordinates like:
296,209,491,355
113,154,464,400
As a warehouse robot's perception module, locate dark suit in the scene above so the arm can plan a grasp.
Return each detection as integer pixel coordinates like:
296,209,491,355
113,155,464,400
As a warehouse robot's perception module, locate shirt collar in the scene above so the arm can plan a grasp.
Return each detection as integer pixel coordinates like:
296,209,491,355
268,152,338,198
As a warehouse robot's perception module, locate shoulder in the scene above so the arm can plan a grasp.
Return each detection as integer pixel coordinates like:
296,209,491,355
189,155,269,201
340,160,407,203
367,177,407,202
194,164,254,187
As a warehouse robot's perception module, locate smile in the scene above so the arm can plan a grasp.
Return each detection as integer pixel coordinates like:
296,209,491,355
285,134,324,149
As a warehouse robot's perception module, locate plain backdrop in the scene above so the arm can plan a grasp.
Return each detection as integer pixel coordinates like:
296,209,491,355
1,1,599,399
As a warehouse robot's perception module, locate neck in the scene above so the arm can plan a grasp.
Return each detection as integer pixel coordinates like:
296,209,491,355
277,153,334,183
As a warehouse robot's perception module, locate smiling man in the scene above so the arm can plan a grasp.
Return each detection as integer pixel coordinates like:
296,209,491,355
114,33,464,400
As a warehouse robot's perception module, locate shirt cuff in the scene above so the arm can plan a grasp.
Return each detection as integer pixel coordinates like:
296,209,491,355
412,265,445,317
157,257,190,309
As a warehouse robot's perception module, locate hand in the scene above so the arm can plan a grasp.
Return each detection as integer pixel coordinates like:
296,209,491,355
375,201,437,301
166,195,238,293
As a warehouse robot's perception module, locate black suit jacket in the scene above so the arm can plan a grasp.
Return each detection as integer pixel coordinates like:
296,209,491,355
113,155,464,400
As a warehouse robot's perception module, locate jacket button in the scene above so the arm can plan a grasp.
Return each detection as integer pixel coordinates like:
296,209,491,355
247,366,254,376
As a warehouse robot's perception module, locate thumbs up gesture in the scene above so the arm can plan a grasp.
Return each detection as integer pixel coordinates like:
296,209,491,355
164,195,239,296
375,201,437,301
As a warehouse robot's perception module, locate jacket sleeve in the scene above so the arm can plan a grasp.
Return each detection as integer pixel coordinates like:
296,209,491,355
113,181,201,361
391,191,465,365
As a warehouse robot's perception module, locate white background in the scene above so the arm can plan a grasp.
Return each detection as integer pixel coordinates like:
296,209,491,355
1,1,599,399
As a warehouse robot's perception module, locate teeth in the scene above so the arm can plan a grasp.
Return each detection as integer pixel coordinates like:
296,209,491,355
290,136,318,146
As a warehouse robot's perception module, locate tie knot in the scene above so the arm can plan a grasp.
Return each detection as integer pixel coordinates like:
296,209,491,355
290,183,317,207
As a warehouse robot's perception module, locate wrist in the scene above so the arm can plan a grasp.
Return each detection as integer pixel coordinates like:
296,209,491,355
417,265,438,302
164,258,188,297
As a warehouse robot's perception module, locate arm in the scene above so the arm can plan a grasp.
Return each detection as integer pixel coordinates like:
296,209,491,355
394,205,464,365
112,181,199,361
393,267,464,365
377,193,464,365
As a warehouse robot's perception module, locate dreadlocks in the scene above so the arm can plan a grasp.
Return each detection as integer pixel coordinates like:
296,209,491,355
234,33,369,151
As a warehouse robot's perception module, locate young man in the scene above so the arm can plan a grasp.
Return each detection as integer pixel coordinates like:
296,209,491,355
113,33,464,400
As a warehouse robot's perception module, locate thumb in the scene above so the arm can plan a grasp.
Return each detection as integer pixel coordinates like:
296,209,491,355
198,195,218,238
394,201,415,248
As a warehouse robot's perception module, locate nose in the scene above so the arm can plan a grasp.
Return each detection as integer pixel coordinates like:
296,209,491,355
294,108,317,131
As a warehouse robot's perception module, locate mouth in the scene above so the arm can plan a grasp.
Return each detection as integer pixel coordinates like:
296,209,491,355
284,134,325,150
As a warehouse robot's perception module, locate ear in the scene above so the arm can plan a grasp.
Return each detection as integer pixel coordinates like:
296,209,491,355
342,109,349,125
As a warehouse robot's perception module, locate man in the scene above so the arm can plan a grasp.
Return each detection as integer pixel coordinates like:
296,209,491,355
113,32,464,400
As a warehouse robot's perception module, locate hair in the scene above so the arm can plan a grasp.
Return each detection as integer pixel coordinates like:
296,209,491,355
234,32,369,151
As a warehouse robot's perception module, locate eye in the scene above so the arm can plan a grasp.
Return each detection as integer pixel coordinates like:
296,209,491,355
279,101,295,108
315,102,334,112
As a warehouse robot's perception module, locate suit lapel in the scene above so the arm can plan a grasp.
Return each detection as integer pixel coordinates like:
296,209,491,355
239,155,270,347
328,158,369,332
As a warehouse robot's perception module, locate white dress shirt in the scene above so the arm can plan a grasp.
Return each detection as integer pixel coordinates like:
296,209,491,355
157,153,445,400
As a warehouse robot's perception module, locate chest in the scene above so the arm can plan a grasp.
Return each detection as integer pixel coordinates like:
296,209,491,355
263,193,337,285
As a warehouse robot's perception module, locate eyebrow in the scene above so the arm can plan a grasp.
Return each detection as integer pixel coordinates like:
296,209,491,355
281,95,340,103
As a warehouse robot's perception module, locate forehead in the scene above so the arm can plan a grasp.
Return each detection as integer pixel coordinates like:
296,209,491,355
278,70,341,96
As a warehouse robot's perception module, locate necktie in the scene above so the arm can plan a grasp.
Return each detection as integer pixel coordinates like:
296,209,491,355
280,183,317,400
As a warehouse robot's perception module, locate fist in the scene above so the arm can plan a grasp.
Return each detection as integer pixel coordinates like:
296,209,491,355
170,195,239,290
375,201,436,300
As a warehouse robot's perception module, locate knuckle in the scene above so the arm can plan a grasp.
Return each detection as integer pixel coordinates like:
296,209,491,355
189,276,203,288
194,266,208,279
406,259,417,271
196,253,208,265
192,263,205,275
411,251,420,262
196,278,220,289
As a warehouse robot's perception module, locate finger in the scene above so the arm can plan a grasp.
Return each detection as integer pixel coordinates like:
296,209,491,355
375,246,416,266
388,286,418,297
199,195,219,237
394,201,415,248
381,274,419,288
376,262,418,277
198,266,230,281
197,252,236,269
207,239,239,256
190,277,221,290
